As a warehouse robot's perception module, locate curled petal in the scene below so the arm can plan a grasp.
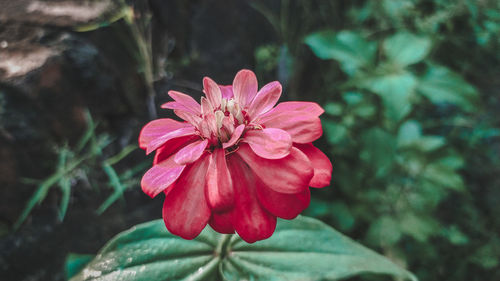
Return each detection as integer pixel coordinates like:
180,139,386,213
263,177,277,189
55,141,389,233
163,154,211,239
153,135,198,165
233,69,258,108
227,154,276,243
296,143,332,188
223,124,245,149
243,128,291,159
209,212,234,234
257,185,311,219
201,97,214,116
139,119,196,154
162,90,201,115
141,155,185,198
260,113,323,143
174,139,208,165
205,148,234,212
237,144,313,194
247,81,282,120
203,77,222,108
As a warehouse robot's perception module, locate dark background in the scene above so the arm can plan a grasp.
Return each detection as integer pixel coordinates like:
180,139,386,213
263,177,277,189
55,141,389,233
1,0,499,280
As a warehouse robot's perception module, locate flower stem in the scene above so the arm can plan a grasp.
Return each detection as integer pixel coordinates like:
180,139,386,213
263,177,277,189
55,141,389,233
215,234,233,259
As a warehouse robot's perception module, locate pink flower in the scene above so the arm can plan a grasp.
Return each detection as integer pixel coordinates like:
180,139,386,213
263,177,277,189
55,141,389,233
139,69,332,243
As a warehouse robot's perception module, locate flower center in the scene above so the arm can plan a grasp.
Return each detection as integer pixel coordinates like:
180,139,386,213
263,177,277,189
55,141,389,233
198,98,247,148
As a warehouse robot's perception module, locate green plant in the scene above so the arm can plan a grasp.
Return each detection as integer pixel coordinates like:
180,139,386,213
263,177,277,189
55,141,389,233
15,110,145,229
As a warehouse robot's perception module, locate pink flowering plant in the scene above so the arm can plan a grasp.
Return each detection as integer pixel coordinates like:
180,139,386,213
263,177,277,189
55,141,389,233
71,70,417,281
139,69,331,243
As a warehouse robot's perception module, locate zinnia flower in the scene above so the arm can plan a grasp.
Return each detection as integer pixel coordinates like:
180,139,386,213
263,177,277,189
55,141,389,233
139,69,332,243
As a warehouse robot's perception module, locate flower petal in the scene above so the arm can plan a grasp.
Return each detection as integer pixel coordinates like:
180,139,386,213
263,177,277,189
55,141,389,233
173,109,202,127
139,119,196,154
205,148,234,212
295,143,332,187
247,81,282,119
153,135,198,164
219,85,234,99
163,153,211,239
209,212,234,234
222,124,245,149
174,139,208,165
232,69,258,108
201,97,214,116
227,154,276,243
236,144,313,194
162,90,201,115
141,154,185,198
203,77,222,108
243,128,291,159
260,113,323,143
257,185,310,219
260,101,324,118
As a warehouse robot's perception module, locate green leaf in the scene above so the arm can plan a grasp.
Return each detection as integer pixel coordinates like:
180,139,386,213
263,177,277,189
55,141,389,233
65,254,94,280
70,220,221,281
422,163,465,191
384,32,432,66
440,225,469,245
324,102,343,116
399,214,438,242
361,128,397,177
471,241,500,269
223,216,416,281
359,72,417,121
305,31,376,75
366,216,402,246
417,65,478,111
323,120,348,145
342,91,364,105
72,217,417,281
397,120,422,147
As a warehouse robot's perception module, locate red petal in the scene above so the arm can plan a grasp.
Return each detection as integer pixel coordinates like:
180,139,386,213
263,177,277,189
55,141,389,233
247,81,282,120
257,185,310,219
162,90,201,115
153,135,198,164
222,124,245,149
219,85,234,99
163,154,211,239
243,128,291,159
174,139,208,165
141,154,185,198
209,212,234,234
260,113,323,143
260,101,324,118
227,154,276,243
232,69,258,108
237,144,313,194
139,119,196,154
295,143,332,188
205,149,234,212
203,77,222,108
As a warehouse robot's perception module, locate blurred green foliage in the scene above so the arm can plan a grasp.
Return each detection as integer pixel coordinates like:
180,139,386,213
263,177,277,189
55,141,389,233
15,110,146,229
253,0,500,280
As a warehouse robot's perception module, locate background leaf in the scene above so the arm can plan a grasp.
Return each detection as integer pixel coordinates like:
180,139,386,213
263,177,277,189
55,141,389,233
305,31,376,75
417,65,479,111
359,72,417,121
383,32,432,66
